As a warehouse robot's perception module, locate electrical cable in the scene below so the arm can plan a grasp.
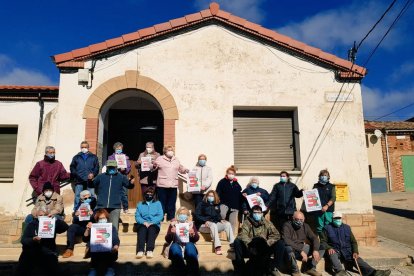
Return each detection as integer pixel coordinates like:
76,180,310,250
372,101,414,120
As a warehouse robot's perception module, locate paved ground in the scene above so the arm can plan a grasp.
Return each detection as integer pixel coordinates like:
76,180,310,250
372,192,414,247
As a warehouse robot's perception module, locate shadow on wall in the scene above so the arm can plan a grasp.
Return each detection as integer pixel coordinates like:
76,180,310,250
373,205,414,220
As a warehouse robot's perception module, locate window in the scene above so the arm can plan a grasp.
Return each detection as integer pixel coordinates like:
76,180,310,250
233,110,298,172
0,127,18,180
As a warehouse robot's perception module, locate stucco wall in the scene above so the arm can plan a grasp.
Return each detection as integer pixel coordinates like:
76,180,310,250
366,134,386,178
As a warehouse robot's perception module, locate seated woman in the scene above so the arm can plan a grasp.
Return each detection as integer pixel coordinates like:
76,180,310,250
83,209,120,276
194,190,234,255
135,186,163,259
62,190,96,258
241,176,270,215
165,207,200,276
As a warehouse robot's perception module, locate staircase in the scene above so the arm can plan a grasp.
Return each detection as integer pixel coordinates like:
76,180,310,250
0,212,234,275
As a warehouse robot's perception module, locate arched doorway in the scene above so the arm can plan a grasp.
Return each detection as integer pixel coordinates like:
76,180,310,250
82,71,179,207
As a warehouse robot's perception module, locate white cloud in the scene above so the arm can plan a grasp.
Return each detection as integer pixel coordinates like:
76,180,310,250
362,85,414,120
390,61,414,83
0,54,54,86
194,0,266,23
277,0,404,52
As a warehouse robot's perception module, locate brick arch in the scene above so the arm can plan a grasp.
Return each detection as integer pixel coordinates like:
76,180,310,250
82,70,178,153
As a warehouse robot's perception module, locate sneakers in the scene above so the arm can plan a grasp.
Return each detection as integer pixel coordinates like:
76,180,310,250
374,270,391,276
304,268,322,276
146,251,154,258
62,249,74,258
136,251,144,259
105,267,115,276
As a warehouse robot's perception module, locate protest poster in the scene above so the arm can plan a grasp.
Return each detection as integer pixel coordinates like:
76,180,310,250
140,156,152,172
246,194,267,212
187,171,200,193
176,223,190,243
78,203,91,221
37,216,56,238
115,154,127,169
90,223,113,252
303,189,323,212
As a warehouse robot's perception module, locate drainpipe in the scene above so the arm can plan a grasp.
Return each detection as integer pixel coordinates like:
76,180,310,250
384,130,392,192
38,92,44,140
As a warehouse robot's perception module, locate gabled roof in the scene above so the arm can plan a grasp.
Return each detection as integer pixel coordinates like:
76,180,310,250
365,120,414,131
0,85,59,101
52,2,366,80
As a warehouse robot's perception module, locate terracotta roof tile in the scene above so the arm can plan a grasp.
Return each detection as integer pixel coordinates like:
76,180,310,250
56,61,84,68
154,22,172,33
106,37,124,48
209,2,220,15
318,52,337,64
89,42,108,53
72,47,90,58
185,12,203,23
54,52,73,63
122,31,140,43
303,45,322,57
288,40,307,52
216,10,231,20
270,32,292,46
228,15,247,26
365,121,414,131
138,27,156,38
243,21,262,33
0,85,59,91
333,58,353,69
257,27,277,39
170,17,187,28
200,9,213,18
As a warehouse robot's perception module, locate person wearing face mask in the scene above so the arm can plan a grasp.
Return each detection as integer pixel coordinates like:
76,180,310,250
15,206,69,276
277,211,324,276
83,209,120,276
216,165,243,235
194,190,235,255
241,176,270,215
232,205,281,276
266,171,303,233
136,142,161,197
29,146,70,196
191,154,213,209
164,207,200,275
62,190,97,258
70,141,100,212
135,187,164,259
153,145,189,221
320,212,391,276
312,169,336,235
93,160,134,232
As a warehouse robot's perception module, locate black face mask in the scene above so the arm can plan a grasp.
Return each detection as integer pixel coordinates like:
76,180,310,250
292,220,303,229
145,194,153,201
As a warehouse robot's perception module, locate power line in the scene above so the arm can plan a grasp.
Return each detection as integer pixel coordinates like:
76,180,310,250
372,102,414,120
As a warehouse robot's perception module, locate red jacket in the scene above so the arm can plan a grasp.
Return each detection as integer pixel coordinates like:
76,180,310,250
29,156,70,195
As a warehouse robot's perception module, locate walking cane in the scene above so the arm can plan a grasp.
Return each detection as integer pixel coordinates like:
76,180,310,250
354,256,363,276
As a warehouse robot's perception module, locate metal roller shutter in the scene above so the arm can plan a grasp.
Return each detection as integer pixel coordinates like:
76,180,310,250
0,127,18,179
233,111,295,171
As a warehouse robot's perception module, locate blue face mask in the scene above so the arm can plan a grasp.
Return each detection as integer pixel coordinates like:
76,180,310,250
251,183,258,189
115,149,122,154
107,168,117,175
46,154,55,159
178,214,188,222
252,213,262,221
198,160,206,166
280,176,288,183
83,198,91,204
319,175,329,184
207,196,215,203
333,219,342,227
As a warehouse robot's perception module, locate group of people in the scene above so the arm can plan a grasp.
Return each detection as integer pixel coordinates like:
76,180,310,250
16,141,391,276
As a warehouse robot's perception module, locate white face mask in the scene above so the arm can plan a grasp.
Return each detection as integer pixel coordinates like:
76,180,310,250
81,148,89,154
44,191,53,198
98,218,108,223
227,174,235,180
146,147,153,154
166,151,174,158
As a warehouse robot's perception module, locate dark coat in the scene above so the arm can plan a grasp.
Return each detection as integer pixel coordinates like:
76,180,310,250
216,177,243,210
321,223,358,261
93,172,134,209
72,197,97,226
313,182,336,213
241,186,270,212
70,152,100,183
282,221,320,252
194,201,222,229
82,224,120,247
266,182,303,215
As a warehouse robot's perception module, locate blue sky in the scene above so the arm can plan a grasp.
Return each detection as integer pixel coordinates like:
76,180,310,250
1,0,413,121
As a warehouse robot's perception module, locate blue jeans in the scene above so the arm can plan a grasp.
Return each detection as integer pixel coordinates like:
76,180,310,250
169,242,199,275
74,183,95,211
157,187,177,220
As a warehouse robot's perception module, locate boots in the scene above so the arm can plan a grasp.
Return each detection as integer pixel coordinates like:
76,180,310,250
12,222,26,244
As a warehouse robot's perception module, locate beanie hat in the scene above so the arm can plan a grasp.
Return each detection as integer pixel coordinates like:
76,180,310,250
42,182,53,192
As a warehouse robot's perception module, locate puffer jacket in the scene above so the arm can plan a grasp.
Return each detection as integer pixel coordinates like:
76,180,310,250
194,201,222,229
238,215,279,247
70,152,100,183
31,192,64,217
266,181,303,215
93,172,134,209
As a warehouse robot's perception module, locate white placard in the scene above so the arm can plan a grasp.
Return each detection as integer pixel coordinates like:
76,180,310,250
303,189,323,212
115,154,127,169
78,203,91,221
37,217,56,238
176,223,190,243
140,156,152,172
90,223,113,252
246,194,267,212
187,171,200,193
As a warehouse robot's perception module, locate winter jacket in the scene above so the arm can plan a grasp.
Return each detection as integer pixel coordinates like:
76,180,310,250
194,201,222,229
266,182,303,215
238,215,279,247
135,200,164,228
313,182,336,213
82,224,120,247
165,221,200,245
70,152,100,183
21,218,69,254
93,172,134,209
241,186,270,212
154,155,187,188
282,221,320,252
31,192,64,217
108,153,131,175
216,177,243,210
191,165,213,194
137,151,160,185
29,156,70,195
72,197,97,226
320,223,358,261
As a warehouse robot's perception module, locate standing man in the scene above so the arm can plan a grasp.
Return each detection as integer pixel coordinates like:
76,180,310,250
29,146,70,196
70,141,99,211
